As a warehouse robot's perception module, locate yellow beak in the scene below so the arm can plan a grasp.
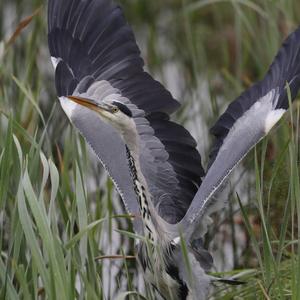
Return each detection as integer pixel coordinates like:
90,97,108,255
67,95,112,112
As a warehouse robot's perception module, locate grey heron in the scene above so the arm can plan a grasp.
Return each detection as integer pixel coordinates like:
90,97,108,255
48,0,300,299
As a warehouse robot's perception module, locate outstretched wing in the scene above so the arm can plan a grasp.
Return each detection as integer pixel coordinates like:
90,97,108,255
48,0,204,225
181,26,300,234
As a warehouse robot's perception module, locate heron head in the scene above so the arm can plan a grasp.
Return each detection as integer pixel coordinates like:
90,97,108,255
66,95,138,148
67,95,133,124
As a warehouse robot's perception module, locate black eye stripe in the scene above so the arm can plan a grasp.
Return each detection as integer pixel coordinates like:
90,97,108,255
112,101,132,117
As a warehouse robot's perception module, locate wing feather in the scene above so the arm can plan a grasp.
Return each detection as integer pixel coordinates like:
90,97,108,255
210,27,300,163
181,26,300,235
48,0,204,224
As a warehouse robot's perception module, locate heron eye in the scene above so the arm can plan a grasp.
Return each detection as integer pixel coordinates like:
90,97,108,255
112,107,119,114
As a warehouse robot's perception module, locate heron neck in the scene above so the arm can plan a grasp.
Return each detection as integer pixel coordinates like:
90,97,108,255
125,145,159,243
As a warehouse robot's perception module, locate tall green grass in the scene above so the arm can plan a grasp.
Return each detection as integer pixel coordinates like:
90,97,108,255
0,0,299,299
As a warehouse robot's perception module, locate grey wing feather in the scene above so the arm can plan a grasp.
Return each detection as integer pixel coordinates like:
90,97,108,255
48,0,204,224
183,89,279,232
71,106,143,232
145,113,204,223
209,26,300,164
180,26,300,235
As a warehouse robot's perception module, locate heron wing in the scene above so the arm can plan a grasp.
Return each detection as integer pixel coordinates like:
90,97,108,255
48,0,204,224
181,26,300,233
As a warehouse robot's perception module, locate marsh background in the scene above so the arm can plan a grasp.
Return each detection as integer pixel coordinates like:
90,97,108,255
0,0,299,299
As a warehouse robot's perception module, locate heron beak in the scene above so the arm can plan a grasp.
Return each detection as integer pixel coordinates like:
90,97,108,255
67,95,112,113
